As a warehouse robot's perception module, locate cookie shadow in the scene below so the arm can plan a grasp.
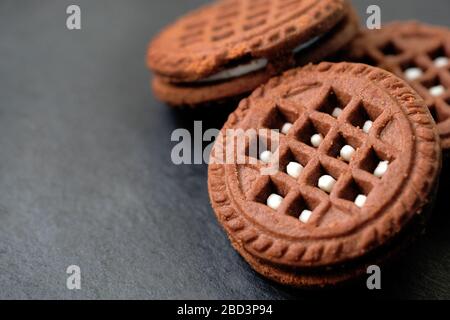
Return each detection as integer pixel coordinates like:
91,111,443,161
168,99,241,132
428,157,450,228
265,251,418,300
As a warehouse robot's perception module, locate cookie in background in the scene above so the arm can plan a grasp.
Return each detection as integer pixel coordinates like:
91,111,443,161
147,0,360,107
338,21,450,154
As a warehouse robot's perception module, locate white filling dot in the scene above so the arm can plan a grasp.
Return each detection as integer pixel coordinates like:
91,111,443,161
434,56,449,68
332,107,343,118
363,120,373,134
286,161,303,179
340,145,356,162
259,150,272,163
311,133,324,148
429,85,445,97
354,194,367,208
281,123,293,134
299,210,312,223
374,160,389,178
404,67,423,81
267,193,283,210
318,175,336,193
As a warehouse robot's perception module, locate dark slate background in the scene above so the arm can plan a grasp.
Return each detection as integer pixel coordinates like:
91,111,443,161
0,0,449,299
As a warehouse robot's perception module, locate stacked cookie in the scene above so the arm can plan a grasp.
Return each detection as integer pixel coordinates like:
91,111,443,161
147,0,446,287
147,0,359,106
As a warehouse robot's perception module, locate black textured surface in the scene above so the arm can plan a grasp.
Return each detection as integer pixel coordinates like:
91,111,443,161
0,0,449,299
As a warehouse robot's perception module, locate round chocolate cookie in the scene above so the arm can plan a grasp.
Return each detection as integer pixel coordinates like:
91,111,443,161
208,62,441,287
147,0,359,107
341,22,450,152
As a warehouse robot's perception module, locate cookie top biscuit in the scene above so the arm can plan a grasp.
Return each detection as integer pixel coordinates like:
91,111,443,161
344,22,450,151
147,0,347,81
208,62,441,268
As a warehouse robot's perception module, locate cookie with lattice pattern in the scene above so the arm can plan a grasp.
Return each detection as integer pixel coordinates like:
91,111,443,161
340,21,450,152
147,0,359,107
208,62,441,287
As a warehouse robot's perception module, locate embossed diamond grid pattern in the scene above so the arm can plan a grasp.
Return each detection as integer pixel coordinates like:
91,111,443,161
241,87,398,227
353,32,450,124
178,0,332,48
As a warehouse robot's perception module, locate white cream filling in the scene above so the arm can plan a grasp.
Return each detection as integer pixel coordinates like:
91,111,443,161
196,58,268,83
193,35,323,83
292,36,321,54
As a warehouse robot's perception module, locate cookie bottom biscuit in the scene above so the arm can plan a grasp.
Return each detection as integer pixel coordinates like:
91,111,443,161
152,8,359,107
228,182,437,288
152,67,273,107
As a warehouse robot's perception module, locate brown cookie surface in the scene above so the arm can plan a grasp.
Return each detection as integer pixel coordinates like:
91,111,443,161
208,62,441,287
147,0,359,106
341,21,450,151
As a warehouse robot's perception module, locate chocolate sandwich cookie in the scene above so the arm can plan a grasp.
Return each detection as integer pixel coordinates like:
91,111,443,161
208,62,441,287
147,0,359,107
341,22,450,152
